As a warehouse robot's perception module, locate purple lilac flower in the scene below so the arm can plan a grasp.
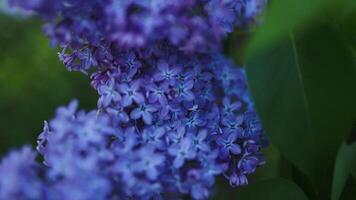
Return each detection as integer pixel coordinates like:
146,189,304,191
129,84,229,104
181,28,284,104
2,1,270,199
118,80,145,107
130,103,157,125
216,133,242,159
9,0,267,73
0,146,43,200
87,52,267,195
0,53,267,199
168,138,197,168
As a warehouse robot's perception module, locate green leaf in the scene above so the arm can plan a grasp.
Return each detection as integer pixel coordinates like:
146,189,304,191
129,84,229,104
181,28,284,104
232,178,308,200
245,23,356,193
332,142,356,200
249,0,350,51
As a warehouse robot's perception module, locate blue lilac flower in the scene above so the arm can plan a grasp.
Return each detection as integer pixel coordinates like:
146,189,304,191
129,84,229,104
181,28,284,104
97,79,121,108
216,133,242,159
2,1,270,199
147,82,169,105
118,80,145,107
130,103,157,125
9,0,267,73
0,146,43,200
187,129,210,152
168,138,197,168
142,126,166,150
228,172,248,187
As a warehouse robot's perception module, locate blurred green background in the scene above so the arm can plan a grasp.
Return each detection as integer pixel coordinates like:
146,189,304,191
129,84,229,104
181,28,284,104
0,15,97,155
0,0,356,200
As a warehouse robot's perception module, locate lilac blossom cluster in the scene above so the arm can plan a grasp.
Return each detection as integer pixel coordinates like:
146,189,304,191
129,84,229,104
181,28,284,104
9,0,266,72
0,54,266,199
0,0,268,199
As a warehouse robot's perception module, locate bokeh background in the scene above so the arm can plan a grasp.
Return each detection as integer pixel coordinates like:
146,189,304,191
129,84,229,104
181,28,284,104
0,15,97,155
0,1,355,200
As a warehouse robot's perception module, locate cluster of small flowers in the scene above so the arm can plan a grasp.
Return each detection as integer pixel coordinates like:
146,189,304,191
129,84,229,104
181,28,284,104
9,0,266,72
0,0,268,199
0,53,266,199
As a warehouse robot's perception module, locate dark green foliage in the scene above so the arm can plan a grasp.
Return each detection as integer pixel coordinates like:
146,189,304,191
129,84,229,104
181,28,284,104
241,0,356,199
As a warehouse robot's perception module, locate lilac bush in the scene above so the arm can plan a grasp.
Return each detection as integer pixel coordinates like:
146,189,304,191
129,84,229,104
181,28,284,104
0,0,268,199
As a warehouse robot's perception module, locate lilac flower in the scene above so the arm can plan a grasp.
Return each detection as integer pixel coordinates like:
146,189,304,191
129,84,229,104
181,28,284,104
130,103,157,125
168,138,196,168
97,79,121,108
0,1,270,196
142,127,166,150
237,153,261,174
147,82,168,105
118,80,145,107
176,80,195,101
154,61,180,84
216,133,242,159
229,172,248,187
120,52,142,80
185,113,205,129
0,146,43,200
168,125,186,144
1,54,268,199
106,105,129,123
222,97,242,116
135,146,165,180
187,129,210,152
186,169,211,200
222,114,244,134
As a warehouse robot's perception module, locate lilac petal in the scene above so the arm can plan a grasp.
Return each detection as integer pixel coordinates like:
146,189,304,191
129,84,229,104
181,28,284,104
130,108,142,120
186,148,196,159
181,138,191,151
215,136,225,146
98,85,109,94
148,94,158,103
153,73,164,82
133,93,145,104
98,95,110,107
228,133,237,143
199,143,210,152
122,95,133,107
112,92,121,102
184,80,194,89
158,61,169,71
223,97,230,106
192,184,209,200
173,156,184,168
142,112,153,125
118,83,129,93
231,102,242,110
236,114,244,125
197,129,207,140
146,105,157,112
168,146,179,156
183,91,195,101
158,95,168,105
154,127,165,138
230,144,241,155
119,112,129,123
147,169,158,180
219,148,230,159
131,80,141,90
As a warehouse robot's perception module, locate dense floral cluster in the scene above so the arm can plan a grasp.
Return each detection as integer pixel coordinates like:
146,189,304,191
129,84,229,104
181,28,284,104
0,146,43,199
0,0,268,199
9,0,266,72
0,54,266,199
